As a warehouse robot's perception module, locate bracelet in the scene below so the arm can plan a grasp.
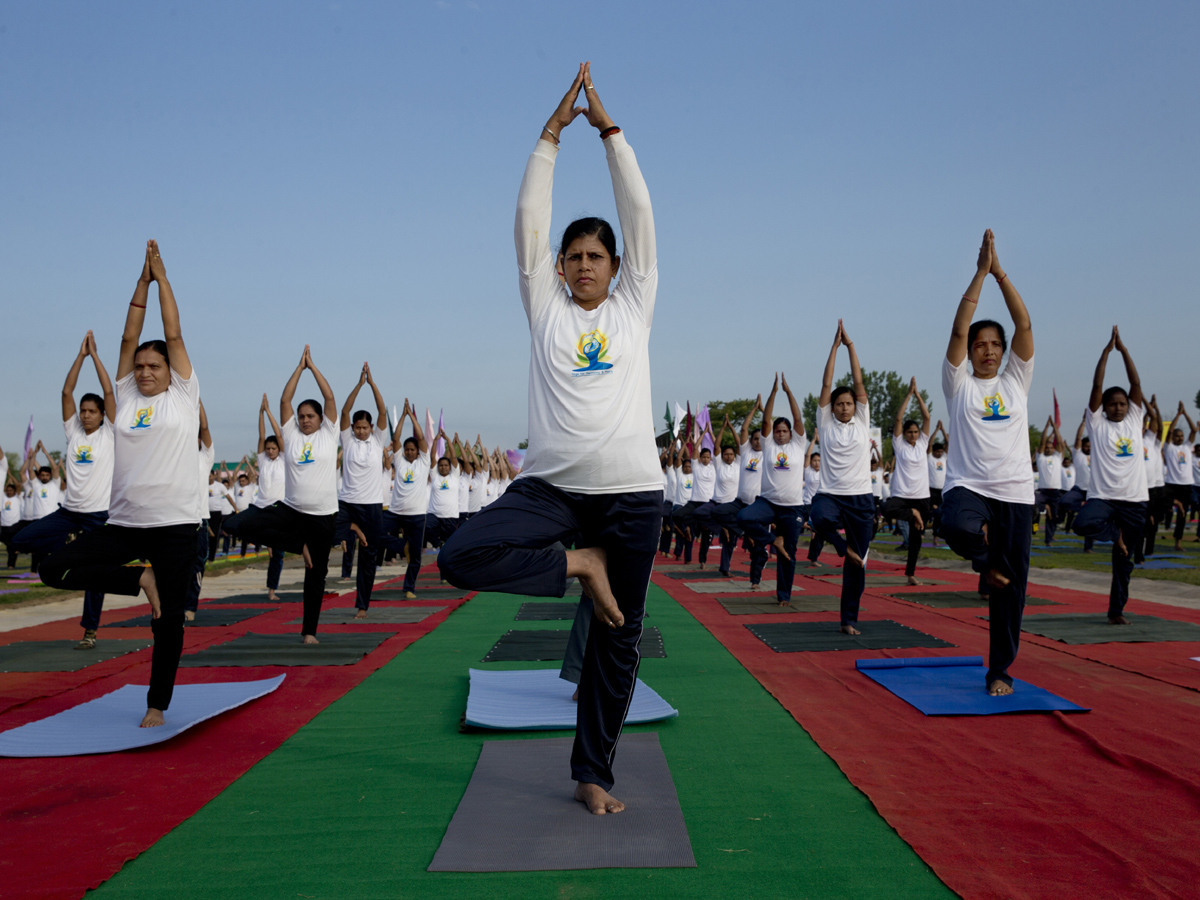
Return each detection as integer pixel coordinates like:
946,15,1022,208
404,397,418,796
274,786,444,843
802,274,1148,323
995,272,1008,285
962,294,977,304
130,302,147,308
541,125,559,142
600,125,621,139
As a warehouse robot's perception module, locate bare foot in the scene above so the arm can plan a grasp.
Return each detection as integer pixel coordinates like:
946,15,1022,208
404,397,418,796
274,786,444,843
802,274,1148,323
268,589,279,601
405,591,416,600
1175,541,1184,552
350,522,367,547
841,624,861,635
911,509,924,532
571,687,579,701
302,544,313,569
750,581,762,591
139,567,162,618
184,609,196,621
845,548,864,568
985,568,1011,589
302,633,319,644
777,599,791,608
1108,614,1130,625
988,680,1014,697
772,534,793,561
566,547,624,628
574,781,625,815
140,708,165,728
906,576,921,586
354,609,368,619
982,522,989,545
1115,530,1129,558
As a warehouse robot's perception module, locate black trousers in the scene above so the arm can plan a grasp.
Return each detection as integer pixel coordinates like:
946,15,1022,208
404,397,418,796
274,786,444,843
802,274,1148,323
236,502,335,635
380,511,427,592
206,510,225,562
1165,484,1192,542
1072,498,1147,617
882,495,931,577
1141,486,1167,560
39,522,199,711
438,477,662,792
658,500,674,553
334,501,383,609
709,499,747,574
940,487,1034,688
1038,488,1064,545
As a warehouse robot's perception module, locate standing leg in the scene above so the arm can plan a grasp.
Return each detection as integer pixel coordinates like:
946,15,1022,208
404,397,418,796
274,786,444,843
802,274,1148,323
206,511,223,562
736,498,775,586
352,504,383,611
145,524,202,715
399,515,426,594
1109,501,1146,621
559,594,592,686
839,496,875,629
772,504,801,605
984,499,1034,692
266,546,284,593
299,512,335,638
185,520,208,614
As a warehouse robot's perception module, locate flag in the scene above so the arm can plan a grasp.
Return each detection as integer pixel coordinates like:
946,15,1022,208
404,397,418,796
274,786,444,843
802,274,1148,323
425,407,436,458
387,404,399,441
23,417,34,460
673,402,686,437
685,402,693,453
435,409,445,460
697,405,713,452
663,402,674,435
1053,390,1061,430
506,449,526,473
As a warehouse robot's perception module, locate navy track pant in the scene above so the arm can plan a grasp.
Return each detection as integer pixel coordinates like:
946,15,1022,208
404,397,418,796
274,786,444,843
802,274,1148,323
809,493,875,626
1072,498,1147,618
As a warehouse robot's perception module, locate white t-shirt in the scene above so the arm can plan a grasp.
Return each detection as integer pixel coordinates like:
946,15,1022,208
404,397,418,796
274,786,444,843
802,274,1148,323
759,431,809,506
483,478,498,507
382,475,393,507
664,466,677,503
1073,452,1091,493
197,443,215,520
1164,441,1192,486
1037,451,1064,491
928,454,947,490
869,468,883,499
0,493,20,527
390,451,432,516
881,475,891,501
941,353,1035,504
29,480,62,519
1193,453,1200,487
802,464,821,506
108,369,202,528
207,481,233,513
458,470,471,514
255,455,285,508
429,466,461,519
674,468,693,505
713,458,739,504
817,402,873,497
516,134,660,495
891,433,931,500
1143,432,1165,489
468,471,486,514
63,416,114,513
20,482,35,520
282,415,339,516
691,459,716,503
737,442,764,505
339,426,386,505
234,483,257,511
1086,404,1149,502
1062,464,1075,491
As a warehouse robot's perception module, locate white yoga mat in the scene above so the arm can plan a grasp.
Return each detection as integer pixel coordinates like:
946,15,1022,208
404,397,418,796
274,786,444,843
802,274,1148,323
0,675,286,757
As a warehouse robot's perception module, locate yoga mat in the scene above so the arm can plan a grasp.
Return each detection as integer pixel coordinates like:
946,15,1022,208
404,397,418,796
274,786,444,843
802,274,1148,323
428,733,695,871
463,668,678,730
662,569,746,580
746,620,955,653
104,608,271,628
718,597,842,615
683,580,776,593
515,602,579,621
483,627,666,662
370,588,470,601
0,676,286,757
178,633,391,667
855,657,1089,716
288,607,445,625
884,590,1060,609
206,592,304,604
1019,613,1200,644
0,639,152,673
815,576,947,587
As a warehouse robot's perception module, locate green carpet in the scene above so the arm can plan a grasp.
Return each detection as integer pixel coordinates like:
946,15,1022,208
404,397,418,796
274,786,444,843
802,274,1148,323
92,585,952,899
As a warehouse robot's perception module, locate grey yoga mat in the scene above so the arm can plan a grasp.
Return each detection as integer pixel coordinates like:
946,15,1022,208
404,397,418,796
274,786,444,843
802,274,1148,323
884,590,1060,609
0,639,152,673
718,596,842,615
104,608,271,628
483,628,666,662
815,575,948,587
1018,613,1200,644
287,606,445,625
746,620,955,653
428,733,695,871
369,589,470,601
205,592,304,604
178,632,390,667
515,602,579,621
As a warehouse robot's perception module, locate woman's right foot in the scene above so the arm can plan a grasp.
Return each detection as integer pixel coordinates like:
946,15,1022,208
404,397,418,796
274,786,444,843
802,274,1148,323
840,624,861,635
772,535,793,560
302,634,319,644
139,567,161,618
140,708,165,728
566,547,623,628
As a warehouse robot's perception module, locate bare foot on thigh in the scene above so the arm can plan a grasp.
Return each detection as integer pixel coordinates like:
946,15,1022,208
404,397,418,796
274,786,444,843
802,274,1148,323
140,708,165,728
566,547,624,628
845,548,864,568
912,509,924,532
985,568,1011,589
772,534,793,561
988,680,1014,696
302,544,313,569
139,567,161,618
571,687,579,701
184,610,195,621
351,523,367,548
574,781,625,815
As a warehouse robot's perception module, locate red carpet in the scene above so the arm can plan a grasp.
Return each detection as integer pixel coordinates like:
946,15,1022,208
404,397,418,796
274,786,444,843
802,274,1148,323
0,577,471,900
654,549,1200,900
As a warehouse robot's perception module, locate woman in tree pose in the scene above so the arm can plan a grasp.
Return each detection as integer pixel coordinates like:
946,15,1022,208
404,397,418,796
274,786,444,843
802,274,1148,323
1163,402,1197,551
439,63,660,815
1071,327,1148,623
939,230,1035,696
1034,416,1066,546
381,400,430,598
808,322,874,632
40,241,201,727
883,377,931,586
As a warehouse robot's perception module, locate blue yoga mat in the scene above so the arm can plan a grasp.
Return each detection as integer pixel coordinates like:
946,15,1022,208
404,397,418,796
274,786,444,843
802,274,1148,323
855,656,1089,716
0,675,285,757
464,668,678,730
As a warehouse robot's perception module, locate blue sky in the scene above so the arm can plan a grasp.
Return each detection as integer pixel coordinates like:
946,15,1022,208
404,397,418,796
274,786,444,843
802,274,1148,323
2,1,1198,460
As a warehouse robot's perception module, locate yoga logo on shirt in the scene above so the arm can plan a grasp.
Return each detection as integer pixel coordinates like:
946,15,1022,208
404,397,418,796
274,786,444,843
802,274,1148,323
40,488,48,499
935,461,944,471
401,469,415,484
980,394,1010,421
130,406,154,430
1115,437,1135,459
745,457,760,472
73,446,95,465
571,329,613,376
684,478,692,490
774,451,789,470
297,443,316,465
1142,444,1149,461
438,479,450,490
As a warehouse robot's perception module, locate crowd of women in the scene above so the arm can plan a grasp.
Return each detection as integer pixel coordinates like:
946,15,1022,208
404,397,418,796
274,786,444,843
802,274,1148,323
2,64,1198,814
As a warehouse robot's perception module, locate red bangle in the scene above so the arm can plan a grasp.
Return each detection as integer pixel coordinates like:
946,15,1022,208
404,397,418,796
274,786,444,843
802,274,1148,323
995,272,1008,285
962,294,977,304
600,126,621,139
130,303,147,308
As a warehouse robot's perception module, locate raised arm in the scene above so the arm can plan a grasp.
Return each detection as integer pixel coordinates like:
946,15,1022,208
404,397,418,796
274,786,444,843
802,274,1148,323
928,420,945,455
408,400,429,454
947,231,993,366
279,347,308,426
762,375,779,437
1112,327,1143,409
841,322,868,405
893,378,915,439
988,234,1032,363
914,381,931,435
62,333,91,423
1073,412,1087,451
117,245,153,380
257,394,269,454
147,240,192,379
365,363,387,433
739,396,761,446
88,333,116,422
1168,401,1185,436
1146,396,1162,436
198,398,212,450
1038,417,1054,455
819,325,840,407
714,415,731,452
781,373,804,438
304,347,337,423
1088,330,1115,413
340,364,368,431
1180,403,1198,442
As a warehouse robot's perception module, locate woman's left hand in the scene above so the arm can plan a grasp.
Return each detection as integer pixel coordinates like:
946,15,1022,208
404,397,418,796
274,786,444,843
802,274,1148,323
580,62,616,132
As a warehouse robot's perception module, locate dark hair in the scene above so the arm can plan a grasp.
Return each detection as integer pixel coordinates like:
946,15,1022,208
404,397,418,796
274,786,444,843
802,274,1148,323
38,466,52,476
967,320,1008,354
902,419,919,432
264,435,279,448
134,339,169,362
297,399,322,417
810,451,820,459
560,217,617,261
699,447,712,457
932,442,945,452
403,437,418,450
1101,386,1129,407
830,386,855,406
772,416,791,431
437,456,451,467
1080,436,1091,445
352,410,373,426
79,392,104,412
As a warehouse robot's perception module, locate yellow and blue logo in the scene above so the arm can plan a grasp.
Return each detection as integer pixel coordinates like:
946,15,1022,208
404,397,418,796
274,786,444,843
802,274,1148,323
774,451,789,470
73,446,94,465
1115,437,1135,458
130,406,154,430
981,394,1009,421
297,443,315,465
745,457,760,472
684,478,692,490
572,329,613,376
438,479,450,491
401,469,415,484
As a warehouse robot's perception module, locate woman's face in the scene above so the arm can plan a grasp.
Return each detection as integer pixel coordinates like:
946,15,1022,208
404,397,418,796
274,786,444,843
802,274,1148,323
722,447,736,464
833,394,855,423
1104,393,1128,422
296,404,322,435
265,443,280,460
903,424,920,446
773,422,791,445
352,418,373,441
969,327,1004,379
79,400,104,434
134,349,171,396
562,235,619,305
